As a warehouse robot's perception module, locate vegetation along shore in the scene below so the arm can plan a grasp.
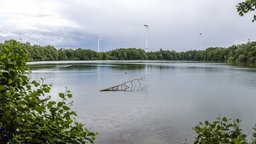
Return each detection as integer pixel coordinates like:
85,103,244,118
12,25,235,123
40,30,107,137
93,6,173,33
2,40,255,67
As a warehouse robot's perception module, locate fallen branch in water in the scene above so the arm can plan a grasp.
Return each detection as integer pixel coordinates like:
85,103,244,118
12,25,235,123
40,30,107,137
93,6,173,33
100,77,145,92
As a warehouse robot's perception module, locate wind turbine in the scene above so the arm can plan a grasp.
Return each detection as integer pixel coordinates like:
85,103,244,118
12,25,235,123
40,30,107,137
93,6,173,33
144,24,149,52
199,32,202,49
97,36,101,52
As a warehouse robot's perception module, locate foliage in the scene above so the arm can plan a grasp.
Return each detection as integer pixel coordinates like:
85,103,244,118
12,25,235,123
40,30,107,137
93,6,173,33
107,48,147,60
193,117,248,144
2,40,256,66
237,0,256,22
0,40,96,143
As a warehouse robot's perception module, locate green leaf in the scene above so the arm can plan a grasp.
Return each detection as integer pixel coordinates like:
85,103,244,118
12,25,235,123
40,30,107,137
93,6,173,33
67,93,72,98
223,117,227,122
0,85,5,91
47,101,56,108
6,91,12,98
4,46,10,52
8,79,13,84
59,93,65,99
63,106,70,111
57,102,64,107
87,132,95,137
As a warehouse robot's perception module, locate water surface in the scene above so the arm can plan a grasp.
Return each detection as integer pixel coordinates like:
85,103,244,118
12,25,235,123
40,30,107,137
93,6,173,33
29,61,256,144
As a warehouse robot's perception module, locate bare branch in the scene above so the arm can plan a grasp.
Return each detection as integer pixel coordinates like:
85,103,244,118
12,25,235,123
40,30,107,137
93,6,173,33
100,77,145,92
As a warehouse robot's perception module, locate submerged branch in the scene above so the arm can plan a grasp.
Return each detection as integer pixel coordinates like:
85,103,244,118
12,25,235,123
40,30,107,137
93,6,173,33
100,77,145,92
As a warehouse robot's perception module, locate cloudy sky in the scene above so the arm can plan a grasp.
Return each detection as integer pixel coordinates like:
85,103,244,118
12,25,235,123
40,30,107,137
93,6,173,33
0,0,255,51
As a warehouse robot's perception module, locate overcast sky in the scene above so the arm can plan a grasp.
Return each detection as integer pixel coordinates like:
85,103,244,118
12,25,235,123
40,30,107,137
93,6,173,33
0,0,255,52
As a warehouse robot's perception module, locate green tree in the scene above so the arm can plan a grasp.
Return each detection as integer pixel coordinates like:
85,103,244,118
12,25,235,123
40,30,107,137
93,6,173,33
7,39,255,66
147,51,158,60
58,48,68,60
237,0,256,22
0,40,96,143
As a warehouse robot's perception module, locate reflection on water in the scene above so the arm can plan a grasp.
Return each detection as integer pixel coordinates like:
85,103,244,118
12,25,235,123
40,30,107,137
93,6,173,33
29,61,256,144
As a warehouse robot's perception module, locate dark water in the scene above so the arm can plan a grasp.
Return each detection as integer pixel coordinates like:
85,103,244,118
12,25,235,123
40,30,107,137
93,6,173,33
29,61,256,144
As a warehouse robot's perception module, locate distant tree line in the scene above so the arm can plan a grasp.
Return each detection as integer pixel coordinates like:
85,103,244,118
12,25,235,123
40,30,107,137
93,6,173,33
3,41,255,66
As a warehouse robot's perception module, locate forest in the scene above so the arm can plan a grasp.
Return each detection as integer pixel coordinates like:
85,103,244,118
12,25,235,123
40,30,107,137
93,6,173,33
4,41,254,66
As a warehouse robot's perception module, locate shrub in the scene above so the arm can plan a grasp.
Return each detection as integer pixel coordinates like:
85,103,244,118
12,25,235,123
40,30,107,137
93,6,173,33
193,116,248,144
0,40,96,143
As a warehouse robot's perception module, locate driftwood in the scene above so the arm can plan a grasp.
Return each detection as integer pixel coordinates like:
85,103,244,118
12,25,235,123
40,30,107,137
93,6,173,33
100,77,145,92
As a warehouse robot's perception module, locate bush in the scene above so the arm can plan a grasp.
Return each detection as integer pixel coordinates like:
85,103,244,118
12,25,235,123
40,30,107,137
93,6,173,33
193,116,253,144
0,40,96,143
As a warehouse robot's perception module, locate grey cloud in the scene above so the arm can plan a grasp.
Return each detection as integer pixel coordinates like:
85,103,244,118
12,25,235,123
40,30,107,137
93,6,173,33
1,0,256,52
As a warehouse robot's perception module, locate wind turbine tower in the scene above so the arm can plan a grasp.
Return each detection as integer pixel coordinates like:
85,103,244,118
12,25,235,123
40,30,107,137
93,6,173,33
144,24,149,52
199,32,202,49
97,36,100,52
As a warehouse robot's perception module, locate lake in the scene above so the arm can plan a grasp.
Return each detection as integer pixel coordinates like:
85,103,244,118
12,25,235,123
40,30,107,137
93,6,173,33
29,61,256,144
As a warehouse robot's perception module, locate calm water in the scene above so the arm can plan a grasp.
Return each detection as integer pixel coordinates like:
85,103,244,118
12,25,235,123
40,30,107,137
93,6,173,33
29,61,256,144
